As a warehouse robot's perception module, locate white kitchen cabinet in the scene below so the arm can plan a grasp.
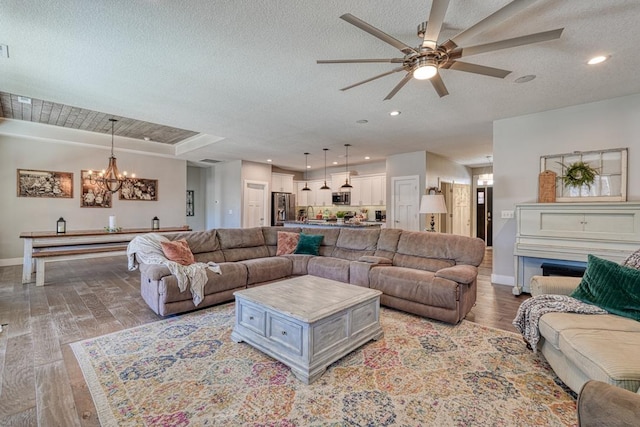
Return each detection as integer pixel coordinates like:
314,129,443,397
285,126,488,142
271,173,294,193
295,181,309,206
370,174,386,206
349,174,386,206
305,180,332,207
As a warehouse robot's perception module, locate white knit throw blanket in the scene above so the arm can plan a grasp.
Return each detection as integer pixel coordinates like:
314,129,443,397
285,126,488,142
126,233,221,307
512,294,607,352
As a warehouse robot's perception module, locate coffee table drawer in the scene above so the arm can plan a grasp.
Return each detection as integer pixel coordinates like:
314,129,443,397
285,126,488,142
269,314,303,355
238,303,266,336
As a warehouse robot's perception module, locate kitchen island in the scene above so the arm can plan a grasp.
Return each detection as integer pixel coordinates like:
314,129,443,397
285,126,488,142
283,220,383,228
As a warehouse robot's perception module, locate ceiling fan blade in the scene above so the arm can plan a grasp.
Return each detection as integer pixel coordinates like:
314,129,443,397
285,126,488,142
383,73,413,100
449,61,511,78
450,0,537,48
317,58,405,64
460,28,564,57
341,67,406,91
340,13,416,55
430,72,449,98
422,0,451,49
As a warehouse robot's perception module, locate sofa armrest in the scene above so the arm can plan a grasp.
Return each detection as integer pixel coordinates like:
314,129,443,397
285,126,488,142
358,255,392,265
577,380,640,427
435,265,477,285
139,263,172,281
530,275,581,296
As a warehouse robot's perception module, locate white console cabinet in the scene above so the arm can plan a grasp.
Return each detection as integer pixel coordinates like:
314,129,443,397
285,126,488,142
513,202,640,294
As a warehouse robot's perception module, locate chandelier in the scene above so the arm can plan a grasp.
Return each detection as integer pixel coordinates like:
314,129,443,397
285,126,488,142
88,118,134,193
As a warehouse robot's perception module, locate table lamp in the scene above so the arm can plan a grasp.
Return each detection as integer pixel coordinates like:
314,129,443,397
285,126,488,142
419,193,447,232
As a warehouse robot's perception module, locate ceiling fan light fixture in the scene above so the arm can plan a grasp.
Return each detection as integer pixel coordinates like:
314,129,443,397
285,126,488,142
587,55,608,65
413,58,438,80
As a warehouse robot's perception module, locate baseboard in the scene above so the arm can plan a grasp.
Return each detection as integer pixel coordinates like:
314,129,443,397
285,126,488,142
0,258,23,267
491,274,514,287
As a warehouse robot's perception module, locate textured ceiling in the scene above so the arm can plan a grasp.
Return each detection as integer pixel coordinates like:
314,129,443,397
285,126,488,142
2,1,640,171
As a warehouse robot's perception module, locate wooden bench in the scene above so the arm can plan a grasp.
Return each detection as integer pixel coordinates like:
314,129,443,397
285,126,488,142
20,227,190,286
32,243,129,286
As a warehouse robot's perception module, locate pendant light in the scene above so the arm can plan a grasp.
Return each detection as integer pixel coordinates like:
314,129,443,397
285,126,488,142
88,118,135,193
341,143,353,189
320,148,331,190
302,152,311,191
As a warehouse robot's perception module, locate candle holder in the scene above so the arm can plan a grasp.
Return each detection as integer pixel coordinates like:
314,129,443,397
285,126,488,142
56,217,66,234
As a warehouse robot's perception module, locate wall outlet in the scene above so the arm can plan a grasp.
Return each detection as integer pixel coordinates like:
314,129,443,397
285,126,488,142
501,210,515,219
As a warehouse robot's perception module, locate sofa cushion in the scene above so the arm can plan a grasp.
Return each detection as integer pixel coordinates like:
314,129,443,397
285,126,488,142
294,233,323,255
240,257,293,286
307,257,350,283
301,228,340,257
276,231,300,255
369,266,458,309
158,262,247,303
331,228,379,261
160,239,195,266
374,228,402,259
394,231,485,271
570,255,640,321
167,229,220,254
262,227,301,256
217,227,269,262
559,329,640,390
539,312,640,349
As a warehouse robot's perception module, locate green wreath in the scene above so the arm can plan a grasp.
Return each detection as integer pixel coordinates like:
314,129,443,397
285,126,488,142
560,161,598,189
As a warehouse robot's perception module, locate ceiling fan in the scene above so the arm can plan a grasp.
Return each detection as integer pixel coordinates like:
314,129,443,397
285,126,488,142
317,0,563,99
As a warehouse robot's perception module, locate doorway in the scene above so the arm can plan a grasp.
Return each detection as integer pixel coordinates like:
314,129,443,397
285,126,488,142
391,176,419,230
476,186,493,246
243,180,269,228
441,182,471,236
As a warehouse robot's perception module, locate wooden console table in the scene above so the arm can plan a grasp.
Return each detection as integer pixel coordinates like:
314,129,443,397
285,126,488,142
20,226,190,286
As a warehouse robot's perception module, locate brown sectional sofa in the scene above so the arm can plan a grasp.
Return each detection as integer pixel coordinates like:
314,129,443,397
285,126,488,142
134,226,486,324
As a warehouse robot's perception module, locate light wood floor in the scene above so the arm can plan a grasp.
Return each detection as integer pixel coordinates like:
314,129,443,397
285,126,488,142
0,248,529,426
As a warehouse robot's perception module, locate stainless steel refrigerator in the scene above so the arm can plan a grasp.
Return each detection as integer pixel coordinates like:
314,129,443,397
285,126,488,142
272,192,296,226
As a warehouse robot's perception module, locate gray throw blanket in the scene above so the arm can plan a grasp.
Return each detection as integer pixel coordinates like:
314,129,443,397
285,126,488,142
127,233,221,307
512,294,607,352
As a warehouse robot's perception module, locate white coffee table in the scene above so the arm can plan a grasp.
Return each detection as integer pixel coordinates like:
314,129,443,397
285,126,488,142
231,275,383,384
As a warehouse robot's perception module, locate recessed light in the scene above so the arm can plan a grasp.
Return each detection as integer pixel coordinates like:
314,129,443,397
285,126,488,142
365,156,370,160
514,75,536,83
587,55,609,65
389,111,401,116
332,161,338,165
356,119,368,124
306,165,311,169
267,159,272,163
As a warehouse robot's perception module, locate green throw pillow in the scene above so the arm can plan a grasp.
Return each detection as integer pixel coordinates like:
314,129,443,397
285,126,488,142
294,233,323,255
570,254,640,321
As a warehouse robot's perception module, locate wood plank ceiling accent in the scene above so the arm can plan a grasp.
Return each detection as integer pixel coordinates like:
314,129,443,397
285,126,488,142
0,92,199,145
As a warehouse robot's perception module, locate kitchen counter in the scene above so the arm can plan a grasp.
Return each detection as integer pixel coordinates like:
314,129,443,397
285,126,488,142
283,220,382,228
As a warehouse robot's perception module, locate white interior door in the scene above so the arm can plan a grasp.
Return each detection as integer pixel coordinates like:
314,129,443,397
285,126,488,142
243,180,268,228
452,183,471,236
391,176,419,230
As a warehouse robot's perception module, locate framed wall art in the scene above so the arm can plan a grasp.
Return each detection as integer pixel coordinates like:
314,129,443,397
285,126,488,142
540,148,627,202
119,178,158,201
80,170,112,208
17,169,73,198
186,190,194,216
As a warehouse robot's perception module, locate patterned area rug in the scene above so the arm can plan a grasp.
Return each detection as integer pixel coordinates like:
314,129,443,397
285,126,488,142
70,303,577,426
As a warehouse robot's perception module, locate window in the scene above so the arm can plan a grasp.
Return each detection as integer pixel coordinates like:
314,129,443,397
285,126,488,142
540,148,627,202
